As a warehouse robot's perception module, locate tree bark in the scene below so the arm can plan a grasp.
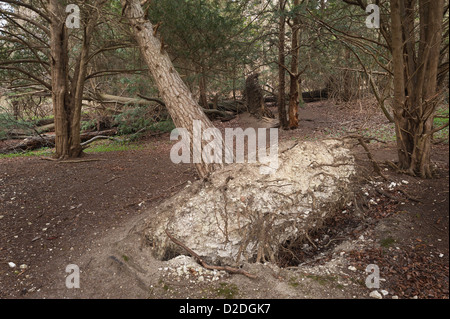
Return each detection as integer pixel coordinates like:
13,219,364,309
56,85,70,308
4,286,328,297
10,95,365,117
198,68,209,110
49,0,71,158
122,0,224,178
49,0,99,159
288,0,301,129
278,0,288,129
390,0,444,178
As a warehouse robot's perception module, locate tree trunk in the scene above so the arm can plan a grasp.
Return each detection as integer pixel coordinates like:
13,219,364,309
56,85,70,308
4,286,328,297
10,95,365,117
49,0,98,159
278,0,288,129
198,68,209,109
122,0,223,178
390,0,444,178
49,0,71,159
288,0,300,129
244,73,264,116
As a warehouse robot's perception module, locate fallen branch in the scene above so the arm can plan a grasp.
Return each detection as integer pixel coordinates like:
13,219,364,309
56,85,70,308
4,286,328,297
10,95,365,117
40,157,104,163
375,188,400,202
136,93,166,106
340,134,389,180
356,136,388,181
397,188,422,203
0,129,118,154
81,135,125,147
165,229,257,279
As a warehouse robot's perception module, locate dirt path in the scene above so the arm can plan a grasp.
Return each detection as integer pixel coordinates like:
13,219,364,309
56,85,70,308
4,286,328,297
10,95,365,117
1,101,448,299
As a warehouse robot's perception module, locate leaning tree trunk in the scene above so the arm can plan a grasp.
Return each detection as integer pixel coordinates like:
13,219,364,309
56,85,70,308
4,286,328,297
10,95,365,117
122,0,223,178
390,0,444,178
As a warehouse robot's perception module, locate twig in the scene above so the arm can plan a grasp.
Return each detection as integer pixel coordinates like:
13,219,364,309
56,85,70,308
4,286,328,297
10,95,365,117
397,188,422,203
304,232,318,250
323,237,346,248
375,188,399,202
40,157,104,163
164,229,257,279
105,175,121,185
281,141,298,154
124,180,189,208
80,135,126,147
356,136,389,181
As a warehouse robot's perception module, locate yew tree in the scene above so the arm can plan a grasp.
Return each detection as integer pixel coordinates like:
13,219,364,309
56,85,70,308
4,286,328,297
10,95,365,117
0,0,104,159
121,0,225,178
390,0,447,177
331,0,449,178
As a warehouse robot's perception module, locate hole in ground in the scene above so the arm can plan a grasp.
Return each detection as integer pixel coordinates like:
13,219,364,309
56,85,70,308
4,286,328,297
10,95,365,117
277,209,365,268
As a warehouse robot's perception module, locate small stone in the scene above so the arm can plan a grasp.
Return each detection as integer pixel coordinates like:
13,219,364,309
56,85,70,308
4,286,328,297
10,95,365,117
348,266,357,272
19,264,28,269
369,290,383,299
198,276,204,282
392,295,399,299
380,290,389,296
8,262,16,268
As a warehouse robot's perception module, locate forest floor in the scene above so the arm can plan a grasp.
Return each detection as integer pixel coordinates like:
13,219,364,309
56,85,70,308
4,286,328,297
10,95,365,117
0,99,448,300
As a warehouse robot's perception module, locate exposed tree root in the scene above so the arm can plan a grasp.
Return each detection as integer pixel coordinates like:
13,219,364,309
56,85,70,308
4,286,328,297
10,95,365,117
165,229,257,279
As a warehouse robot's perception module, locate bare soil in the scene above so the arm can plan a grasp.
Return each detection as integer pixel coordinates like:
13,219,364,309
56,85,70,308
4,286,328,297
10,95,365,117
0,100,448,299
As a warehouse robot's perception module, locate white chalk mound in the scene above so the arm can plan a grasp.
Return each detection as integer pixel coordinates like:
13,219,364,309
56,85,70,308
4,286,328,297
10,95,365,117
144,139,356,265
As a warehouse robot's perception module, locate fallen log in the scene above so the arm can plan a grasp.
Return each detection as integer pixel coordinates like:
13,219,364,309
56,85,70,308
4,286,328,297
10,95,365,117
0,129,118,154
96,93,158,107
36,123,55,133
202,108,236,121
302,88,329,102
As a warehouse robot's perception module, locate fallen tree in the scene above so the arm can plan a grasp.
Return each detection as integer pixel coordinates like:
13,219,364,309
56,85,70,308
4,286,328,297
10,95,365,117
92,92,238,122
0,129,118,154
140,139,356,266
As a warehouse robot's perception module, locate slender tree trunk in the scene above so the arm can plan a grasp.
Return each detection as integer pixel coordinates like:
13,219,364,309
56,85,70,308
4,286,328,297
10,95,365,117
49,0,72,159
278,0,288,129
288,0,300,129
198,67,209,109
122,0,223,178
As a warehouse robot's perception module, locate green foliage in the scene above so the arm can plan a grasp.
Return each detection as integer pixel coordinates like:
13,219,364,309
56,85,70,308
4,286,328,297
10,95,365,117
0,147,52,159
147,0,260,95
0,112,34,140
113,107,174,137
148,119,175,133
81,119,98,132
380,237,396,248
433,107,449,142
84,141,144,154
216,283,239,299
113,107,153,135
